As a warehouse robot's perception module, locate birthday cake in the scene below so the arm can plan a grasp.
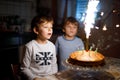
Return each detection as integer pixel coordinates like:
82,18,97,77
68,50,105,67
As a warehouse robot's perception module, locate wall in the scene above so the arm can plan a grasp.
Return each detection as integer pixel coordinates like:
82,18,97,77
0,0,36,32
57,0,76,24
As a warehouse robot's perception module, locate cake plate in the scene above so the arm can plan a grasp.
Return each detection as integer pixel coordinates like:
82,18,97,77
62,57,120,80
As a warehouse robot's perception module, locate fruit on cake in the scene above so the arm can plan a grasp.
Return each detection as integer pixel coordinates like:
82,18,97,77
68,50,105,67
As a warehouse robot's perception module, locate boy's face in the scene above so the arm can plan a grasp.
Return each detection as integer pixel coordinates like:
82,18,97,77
63,23,78,37
34,22,53,40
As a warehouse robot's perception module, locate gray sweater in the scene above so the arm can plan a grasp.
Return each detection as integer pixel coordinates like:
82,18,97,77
21,40,58,80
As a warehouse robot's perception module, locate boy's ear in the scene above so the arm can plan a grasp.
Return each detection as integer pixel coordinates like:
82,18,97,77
62,29,65,32
33,27,38,34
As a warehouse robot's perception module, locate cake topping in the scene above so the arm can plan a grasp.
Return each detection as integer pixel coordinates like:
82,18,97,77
68,50,105,67
69,50,104,62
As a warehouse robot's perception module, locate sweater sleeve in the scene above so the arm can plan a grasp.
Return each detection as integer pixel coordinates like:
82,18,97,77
80,39,85,50
20,46,35,80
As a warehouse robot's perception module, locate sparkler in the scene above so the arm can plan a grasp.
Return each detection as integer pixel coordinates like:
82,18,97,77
84,0,99,51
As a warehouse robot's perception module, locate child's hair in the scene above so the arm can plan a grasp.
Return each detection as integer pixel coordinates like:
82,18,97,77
31,15,54,31
31,15,54,38
63,16,79,29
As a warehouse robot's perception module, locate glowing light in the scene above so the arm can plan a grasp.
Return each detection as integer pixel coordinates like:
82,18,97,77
81,13,86,22
113,10,117,13
84,0,99,50
116,24,120,28
95,26,99,29
102,24,107,31
84,0,100,38
100,12,104,16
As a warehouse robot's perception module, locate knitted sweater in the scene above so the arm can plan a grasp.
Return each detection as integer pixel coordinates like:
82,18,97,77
21,40,58,80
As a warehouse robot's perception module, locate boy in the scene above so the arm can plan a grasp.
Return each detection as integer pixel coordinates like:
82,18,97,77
55,17,84,71
20,15,58,80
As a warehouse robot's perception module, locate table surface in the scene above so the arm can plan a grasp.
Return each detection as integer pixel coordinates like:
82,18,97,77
49,57,120,80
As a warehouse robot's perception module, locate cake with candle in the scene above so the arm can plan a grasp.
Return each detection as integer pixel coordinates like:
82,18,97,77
68,50,105,66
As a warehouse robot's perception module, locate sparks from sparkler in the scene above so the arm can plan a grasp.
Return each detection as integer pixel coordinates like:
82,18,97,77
84,0,100,50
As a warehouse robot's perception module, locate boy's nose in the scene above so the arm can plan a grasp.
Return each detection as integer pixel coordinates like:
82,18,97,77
70,28,74,30
48,28,52,31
